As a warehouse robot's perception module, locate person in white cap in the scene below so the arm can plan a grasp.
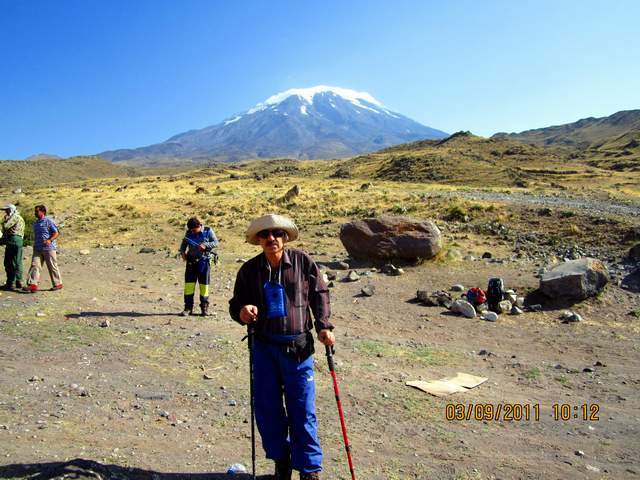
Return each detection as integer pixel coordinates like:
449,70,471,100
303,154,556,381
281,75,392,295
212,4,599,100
1,204,25,290
229,214,335,480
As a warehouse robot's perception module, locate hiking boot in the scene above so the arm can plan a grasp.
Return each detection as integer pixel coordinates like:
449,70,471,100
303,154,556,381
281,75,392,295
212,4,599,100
179,308,193,317
200,304,210,317
274,457,292,480
0,284,12,291
300,473,320,480
23,284,38,293
53,284,63,290
15,281,23,289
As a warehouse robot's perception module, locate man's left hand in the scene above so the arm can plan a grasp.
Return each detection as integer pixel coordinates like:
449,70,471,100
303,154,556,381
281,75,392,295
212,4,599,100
318,329,335,347
198,244,206,252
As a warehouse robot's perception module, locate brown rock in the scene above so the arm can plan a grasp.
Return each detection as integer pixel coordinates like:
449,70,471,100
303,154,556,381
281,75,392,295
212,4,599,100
339,216,442,261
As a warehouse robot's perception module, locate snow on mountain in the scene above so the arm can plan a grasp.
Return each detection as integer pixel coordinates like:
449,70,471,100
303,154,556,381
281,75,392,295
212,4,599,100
99,86,448,164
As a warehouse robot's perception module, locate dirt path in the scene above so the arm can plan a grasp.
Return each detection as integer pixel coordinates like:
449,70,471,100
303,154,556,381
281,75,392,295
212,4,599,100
429,189,640,219
1,246,639,479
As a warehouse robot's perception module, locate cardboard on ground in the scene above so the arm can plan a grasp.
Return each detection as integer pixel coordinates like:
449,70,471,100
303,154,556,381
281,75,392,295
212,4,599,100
406,372,488,397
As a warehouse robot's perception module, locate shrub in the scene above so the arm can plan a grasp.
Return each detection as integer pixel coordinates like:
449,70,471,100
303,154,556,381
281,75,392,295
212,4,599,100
444,205,468,222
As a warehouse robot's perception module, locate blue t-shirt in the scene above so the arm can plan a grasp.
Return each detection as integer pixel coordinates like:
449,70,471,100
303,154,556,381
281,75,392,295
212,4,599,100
33,217,59,251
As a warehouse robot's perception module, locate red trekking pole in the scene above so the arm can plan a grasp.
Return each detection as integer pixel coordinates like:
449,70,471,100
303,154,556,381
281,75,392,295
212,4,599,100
325,345,356,480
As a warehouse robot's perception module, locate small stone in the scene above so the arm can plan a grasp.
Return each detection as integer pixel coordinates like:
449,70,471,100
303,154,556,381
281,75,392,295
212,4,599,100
451,299,476,319
482,252,492,259
416,290,430,304
497,300,512,314
99,319,110,328
36,312,45,317
560,311,582,323
336,261,350,270
228,400,237,407
236,258,246,263
528,304,542,312
361,285,375,297
450,284,465,292
346,271,360,282
575,450,585,457
326,271,337,281
79,249,90,256
586,465,600,473
510,306,523,315
139,247,156,254
583,367,595,373
481,311,498,322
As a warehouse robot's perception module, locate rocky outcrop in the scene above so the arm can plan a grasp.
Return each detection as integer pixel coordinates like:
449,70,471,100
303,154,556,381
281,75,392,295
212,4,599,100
339,216,442,262
539,258,608,300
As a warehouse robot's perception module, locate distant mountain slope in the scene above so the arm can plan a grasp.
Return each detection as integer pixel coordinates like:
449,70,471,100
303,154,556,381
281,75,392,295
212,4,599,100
99,86,448,165
493,110,640,170
337,131,585,186
493,109,640,149
0,156,138,190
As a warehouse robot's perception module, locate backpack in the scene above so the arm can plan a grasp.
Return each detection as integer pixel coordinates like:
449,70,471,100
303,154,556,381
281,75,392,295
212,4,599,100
203,227,219,265
466,287,487,306
486,278,505,311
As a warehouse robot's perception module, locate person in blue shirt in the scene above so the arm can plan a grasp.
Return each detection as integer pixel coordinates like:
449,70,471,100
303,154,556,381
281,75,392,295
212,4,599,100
25,204,62,293
178,216,219,317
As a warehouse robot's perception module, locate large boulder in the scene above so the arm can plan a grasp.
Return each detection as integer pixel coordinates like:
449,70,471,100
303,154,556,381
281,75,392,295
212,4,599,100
539,258,608,300
339,216,442,262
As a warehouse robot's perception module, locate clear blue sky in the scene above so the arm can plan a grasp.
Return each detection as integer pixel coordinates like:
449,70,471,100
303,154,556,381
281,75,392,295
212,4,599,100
1,0,639,159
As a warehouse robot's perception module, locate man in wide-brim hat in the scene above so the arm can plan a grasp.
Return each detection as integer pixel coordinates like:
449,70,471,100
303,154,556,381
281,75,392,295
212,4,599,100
230,214,335,480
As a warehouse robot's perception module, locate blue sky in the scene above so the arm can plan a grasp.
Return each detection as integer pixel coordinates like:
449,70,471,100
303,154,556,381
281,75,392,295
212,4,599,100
1,0,639,159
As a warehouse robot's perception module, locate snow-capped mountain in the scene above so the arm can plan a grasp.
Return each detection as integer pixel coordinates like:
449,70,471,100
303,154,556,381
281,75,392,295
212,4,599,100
99,86,448,164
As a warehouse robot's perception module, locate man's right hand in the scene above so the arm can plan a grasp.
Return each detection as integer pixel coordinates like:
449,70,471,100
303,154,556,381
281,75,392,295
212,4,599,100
239,305,258,324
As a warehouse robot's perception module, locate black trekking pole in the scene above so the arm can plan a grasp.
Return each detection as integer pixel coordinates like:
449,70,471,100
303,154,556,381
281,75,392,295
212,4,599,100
247,325,257,480
325,345,356,480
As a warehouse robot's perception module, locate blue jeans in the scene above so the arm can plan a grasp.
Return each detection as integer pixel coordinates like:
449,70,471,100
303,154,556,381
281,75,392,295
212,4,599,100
253,337,322,474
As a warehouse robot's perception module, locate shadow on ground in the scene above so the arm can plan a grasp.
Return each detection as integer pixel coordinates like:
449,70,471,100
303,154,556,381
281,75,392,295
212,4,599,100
65,312,177,319
0,458,270,479
524,289,583,310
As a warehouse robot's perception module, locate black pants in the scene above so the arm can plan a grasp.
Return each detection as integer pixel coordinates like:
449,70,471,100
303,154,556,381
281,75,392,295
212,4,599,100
184,260,210,309
3,236,23,286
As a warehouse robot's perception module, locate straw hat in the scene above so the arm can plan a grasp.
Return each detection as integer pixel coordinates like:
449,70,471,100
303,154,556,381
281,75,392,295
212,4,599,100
246,214,299,245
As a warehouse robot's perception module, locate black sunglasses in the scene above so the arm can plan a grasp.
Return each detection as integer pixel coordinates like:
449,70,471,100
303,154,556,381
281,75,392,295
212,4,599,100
257,229,286,239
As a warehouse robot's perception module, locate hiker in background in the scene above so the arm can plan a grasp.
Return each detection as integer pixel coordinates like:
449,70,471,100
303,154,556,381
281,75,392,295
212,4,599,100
1,204,25,290
178,216,219,317
229,214,335,480
24,205,62,292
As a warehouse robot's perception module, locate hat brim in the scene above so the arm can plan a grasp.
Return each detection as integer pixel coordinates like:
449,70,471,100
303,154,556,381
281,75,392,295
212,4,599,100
246,214,299,245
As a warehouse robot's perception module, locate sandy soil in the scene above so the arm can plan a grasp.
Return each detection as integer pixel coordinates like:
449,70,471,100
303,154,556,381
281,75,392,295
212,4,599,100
0,242,639,480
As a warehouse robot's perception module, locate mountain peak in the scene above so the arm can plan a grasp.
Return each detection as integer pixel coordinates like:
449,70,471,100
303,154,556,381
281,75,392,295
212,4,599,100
100,86,448,164
247,85,386,114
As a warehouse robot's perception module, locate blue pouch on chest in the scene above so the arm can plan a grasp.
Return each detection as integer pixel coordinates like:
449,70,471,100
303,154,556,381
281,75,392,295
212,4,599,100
263,281,287,319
